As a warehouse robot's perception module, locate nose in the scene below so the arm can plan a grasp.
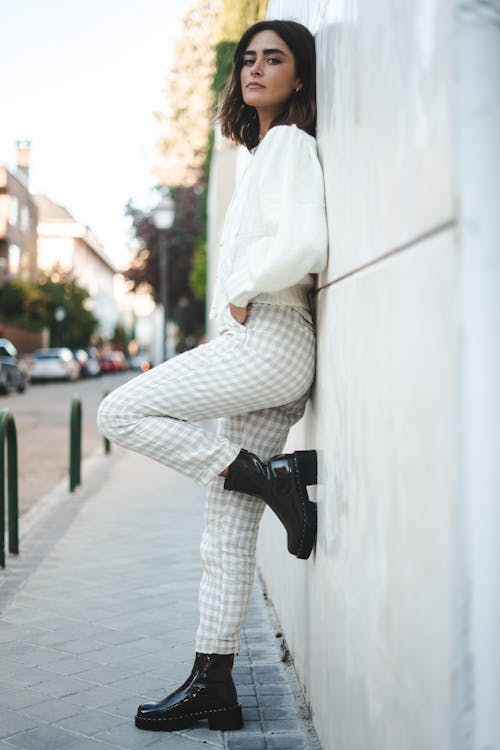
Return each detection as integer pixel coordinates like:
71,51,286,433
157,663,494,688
250,60,263,76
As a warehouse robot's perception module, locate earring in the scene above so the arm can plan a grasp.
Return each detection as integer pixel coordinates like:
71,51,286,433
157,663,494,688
295,87,301,93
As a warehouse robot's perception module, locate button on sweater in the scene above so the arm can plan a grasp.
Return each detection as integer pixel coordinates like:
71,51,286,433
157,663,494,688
209,124,328,320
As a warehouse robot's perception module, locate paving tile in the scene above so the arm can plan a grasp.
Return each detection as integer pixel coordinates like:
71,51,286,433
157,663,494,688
256,691,297,707
0,709,39,740
230,721,262,734
0,644,59,668
22,698,81,723
60,684,132,709
177,725,225,746
5,724,88,749
48,738,112,750
226,733,266,749
232,664,252,675
0,624,40,644
263,719,303,734
0,664,55,688
72,664,133,685
1,607,55,627
266,732,307,748
0,688,48,710
81,629,140,646
239,693,258,708
40,656,98,677
107,673,171,697
55,707,129,736
49,639,107,656
96,694,145,719
234,684,256,696
253,666,289,684
256,682,294,696
28,675,97,698
241,707,260,721
93,721,172,749
233,672,254,685
261,705,303,719
19,630,82,648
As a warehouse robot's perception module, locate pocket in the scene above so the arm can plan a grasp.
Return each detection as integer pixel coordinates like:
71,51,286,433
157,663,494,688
294,310,315,332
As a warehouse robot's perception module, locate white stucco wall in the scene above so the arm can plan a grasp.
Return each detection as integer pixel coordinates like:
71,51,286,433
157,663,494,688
250,2,499,749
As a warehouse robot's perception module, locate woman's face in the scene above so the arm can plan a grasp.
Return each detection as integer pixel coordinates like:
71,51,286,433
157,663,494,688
240,30,301,116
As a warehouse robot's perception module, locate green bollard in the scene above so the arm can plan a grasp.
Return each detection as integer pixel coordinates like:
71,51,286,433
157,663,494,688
0,409,19,567
69,397,82,492
102,391,111,455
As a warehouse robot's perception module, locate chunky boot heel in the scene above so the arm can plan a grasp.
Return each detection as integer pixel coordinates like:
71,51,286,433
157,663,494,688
296,501,317,559
294,450,317,486
208,703,243,730
225,449,319,559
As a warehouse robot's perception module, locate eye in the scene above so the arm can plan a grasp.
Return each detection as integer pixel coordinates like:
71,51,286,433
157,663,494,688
266,57,281,64
242,58,254,66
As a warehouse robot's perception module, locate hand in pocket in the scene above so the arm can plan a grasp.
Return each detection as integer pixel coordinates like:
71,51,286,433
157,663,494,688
229,304,248,324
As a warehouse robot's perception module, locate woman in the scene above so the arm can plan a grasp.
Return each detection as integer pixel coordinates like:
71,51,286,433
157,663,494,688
97,19,328,733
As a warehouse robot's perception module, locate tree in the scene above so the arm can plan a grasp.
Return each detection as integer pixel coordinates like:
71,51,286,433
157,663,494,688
0,271,98,349
124,188,206,348
189,239,207,301
36,271,98,349
153,0,219,189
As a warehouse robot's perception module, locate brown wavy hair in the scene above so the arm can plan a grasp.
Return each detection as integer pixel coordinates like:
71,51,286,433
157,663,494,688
218,20,317,151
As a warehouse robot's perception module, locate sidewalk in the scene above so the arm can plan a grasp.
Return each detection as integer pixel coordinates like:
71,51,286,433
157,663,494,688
0,447,321,750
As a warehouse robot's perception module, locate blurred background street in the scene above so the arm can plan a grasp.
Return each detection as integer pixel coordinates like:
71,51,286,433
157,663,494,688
2,372,133,517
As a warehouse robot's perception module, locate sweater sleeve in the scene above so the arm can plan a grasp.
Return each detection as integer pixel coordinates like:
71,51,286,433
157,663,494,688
223,125,328,308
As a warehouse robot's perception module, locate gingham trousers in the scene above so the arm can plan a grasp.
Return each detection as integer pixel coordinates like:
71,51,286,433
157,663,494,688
97,303,316,654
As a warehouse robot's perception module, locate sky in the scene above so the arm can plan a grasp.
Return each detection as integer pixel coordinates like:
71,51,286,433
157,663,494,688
0,0,194,270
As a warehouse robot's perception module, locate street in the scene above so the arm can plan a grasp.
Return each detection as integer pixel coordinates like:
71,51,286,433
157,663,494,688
0,371,135,516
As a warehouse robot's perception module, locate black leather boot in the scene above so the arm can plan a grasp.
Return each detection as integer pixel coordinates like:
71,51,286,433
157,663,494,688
135,652,243,732
224,449,318,560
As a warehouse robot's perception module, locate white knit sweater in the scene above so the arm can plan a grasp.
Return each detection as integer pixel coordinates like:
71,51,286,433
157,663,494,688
209,124,328,320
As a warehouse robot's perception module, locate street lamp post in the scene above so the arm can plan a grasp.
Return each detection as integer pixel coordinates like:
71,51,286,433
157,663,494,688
152,195,175,362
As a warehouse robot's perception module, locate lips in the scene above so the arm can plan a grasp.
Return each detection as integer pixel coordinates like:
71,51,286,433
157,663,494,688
247,83,265,89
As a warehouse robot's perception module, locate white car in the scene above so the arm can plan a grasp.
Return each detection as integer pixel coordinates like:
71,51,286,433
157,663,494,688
30,348,81,382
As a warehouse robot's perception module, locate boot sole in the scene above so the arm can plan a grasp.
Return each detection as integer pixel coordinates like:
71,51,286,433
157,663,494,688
292,451,318,560
135,702,243,732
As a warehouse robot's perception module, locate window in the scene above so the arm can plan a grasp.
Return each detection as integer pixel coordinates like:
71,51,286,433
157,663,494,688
8,244,20,274
20,205,30,233
9,195,19,227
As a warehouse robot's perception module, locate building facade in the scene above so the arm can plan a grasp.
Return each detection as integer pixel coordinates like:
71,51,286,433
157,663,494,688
0,140,38,283
36,194,118,340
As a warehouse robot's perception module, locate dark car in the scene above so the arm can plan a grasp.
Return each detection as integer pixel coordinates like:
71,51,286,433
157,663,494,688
0,339,28,395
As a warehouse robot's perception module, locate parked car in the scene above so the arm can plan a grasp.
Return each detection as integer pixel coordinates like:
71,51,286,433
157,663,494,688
73,349,101,378
0,339,28,395
100,350,128,373
30,348,81,382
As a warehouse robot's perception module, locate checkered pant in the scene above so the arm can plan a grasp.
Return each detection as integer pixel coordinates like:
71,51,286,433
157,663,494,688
97,303,316,654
